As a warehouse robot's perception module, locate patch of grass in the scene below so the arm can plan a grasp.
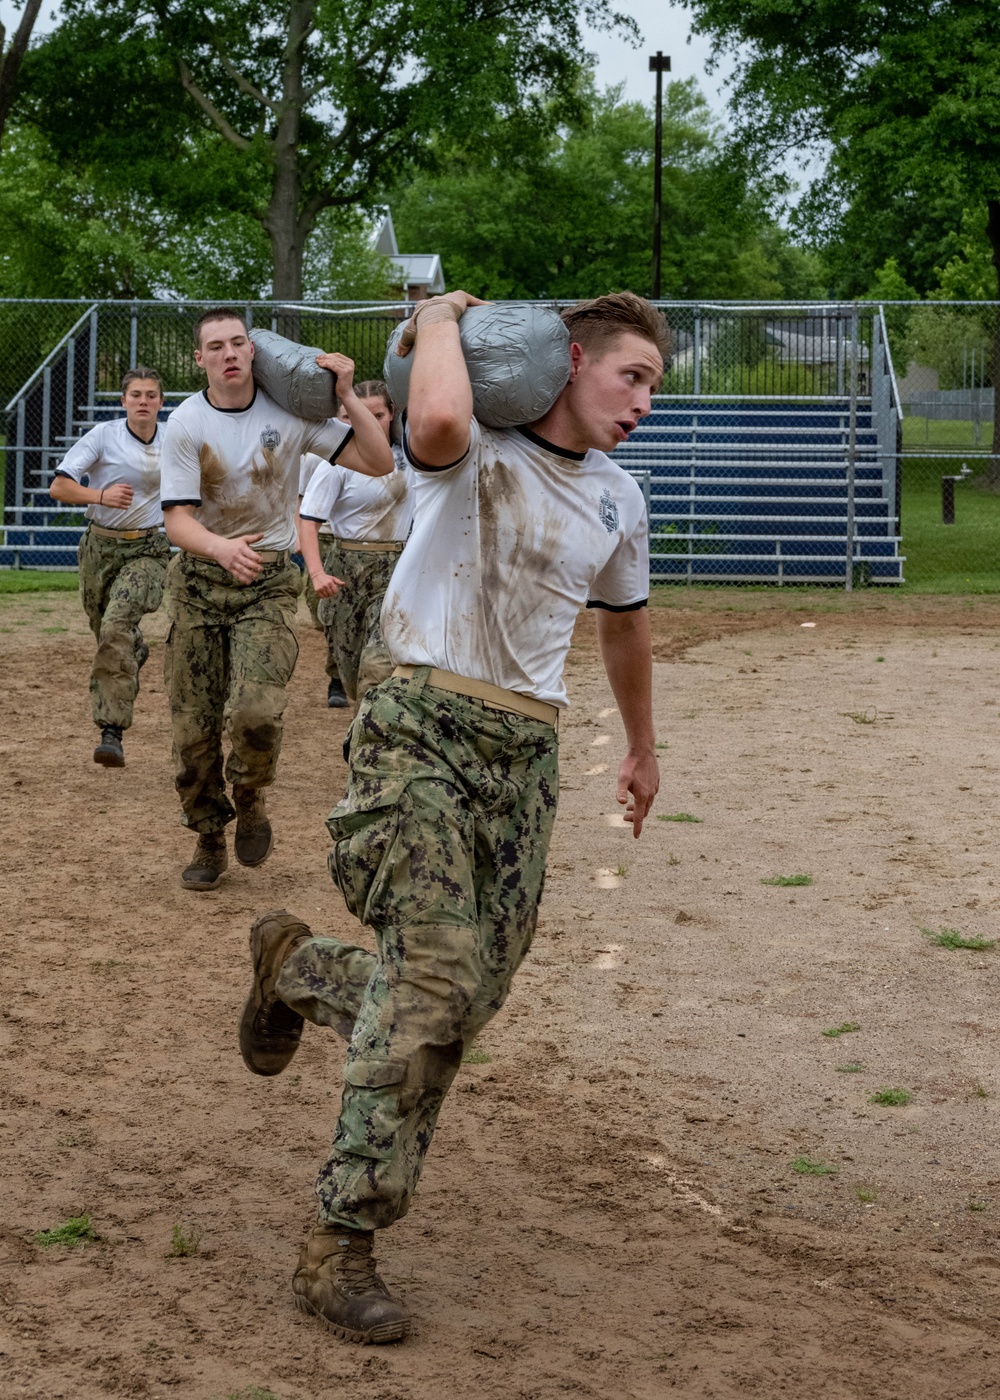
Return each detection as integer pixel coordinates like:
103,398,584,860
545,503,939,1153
761,873,812,887
856,1186,878,1203
613,862,629,878
869,1088,914,1107
836,1061,865,1073
791,1156,839,1176
461,1046,491,1065
41,625,69,634
168,1223,203,1258
657,812,702,823
667,851,681,866
225,1389,282,1400
973,1084,989,1099
967,1197,989,1213
0,571,78,594
920,925,996,952
875,656,885,662
822,1021,861,1039
655,741,669,750
35,1214,99,1248
842,707,879,724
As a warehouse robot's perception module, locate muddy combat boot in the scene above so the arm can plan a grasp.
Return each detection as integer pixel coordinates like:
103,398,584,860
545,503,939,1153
93,724,125,767
327,676,349,709
239,910,312,1076
292,1223,409,1344
233,786,273,867
181,831,228,891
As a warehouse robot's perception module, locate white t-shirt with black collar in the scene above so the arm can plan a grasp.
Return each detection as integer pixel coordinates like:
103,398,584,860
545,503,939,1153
299,447,414,544
55,417,164,531
382,418,648,709
160,387,353,551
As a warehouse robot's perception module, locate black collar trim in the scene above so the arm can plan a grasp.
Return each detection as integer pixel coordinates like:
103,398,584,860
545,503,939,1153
126,421,158,445
203,386,257,413
515,424,587,462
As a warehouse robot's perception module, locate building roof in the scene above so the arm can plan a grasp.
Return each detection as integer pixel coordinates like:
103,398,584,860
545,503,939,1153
371,212,446,296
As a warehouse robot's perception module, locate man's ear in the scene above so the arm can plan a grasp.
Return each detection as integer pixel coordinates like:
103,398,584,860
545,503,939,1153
248,338,255,361
569,341,585,380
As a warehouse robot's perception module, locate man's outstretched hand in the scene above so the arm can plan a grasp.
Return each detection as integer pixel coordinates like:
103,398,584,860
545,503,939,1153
616,750,660,838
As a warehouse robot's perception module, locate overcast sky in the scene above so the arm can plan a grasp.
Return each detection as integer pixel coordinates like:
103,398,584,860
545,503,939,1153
584,0,737,118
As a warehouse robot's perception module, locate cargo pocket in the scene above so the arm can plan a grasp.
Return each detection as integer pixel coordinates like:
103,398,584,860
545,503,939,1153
334,1057,407,1161
326,782,407,926
162,621,175,691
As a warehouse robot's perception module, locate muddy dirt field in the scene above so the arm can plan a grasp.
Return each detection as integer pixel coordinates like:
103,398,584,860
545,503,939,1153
3,587,1000,1400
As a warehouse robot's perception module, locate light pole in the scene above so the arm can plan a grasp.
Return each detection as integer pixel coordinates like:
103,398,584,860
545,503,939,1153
649,50,671,300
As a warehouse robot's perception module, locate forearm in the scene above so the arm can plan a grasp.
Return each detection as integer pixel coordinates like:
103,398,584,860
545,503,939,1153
163,506,225,561
407,316,473,464
596,609,656,754
338,389,394,477
298,517,326,581
50,477,100,506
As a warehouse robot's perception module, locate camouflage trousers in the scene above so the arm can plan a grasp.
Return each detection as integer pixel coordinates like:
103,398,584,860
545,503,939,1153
164,551,302,834
317,540,400,700
275,668,560,1232
78,527,169,729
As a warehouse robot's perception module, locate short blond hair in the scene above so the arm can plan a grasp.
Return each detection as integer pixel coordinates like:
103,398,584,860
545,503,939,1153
561,292,670,363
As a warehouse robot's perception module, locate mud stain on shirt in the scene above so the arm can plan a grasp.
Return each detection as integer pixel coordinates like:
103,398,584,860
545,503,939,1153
199,445,227,502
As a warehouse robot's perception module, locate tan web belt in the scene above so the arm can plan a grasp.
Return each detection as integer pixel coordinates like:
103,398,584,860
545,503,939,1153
335,537,405,553
392,665,558,728
252,549,290,563
89,523,161,541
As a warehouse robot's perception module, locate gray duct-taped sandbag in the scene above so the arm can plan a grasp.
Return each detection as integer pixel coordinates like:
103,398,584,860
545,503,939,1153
250,328,337,421
383,303,570,429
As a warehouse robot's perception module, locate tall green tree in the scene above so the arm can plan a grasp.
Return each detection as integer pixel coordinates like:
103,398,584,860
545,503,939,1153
20,0,634,299
679,0,1000,449
390,81,823,300
0,0,42,149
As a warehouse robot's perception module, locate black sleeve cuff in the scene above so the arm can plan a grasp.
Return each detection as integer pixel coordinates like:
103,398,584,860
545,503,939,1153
161,499,202,508
586,598,649,612
328,425,355,464
403,413,469,473
300,513,327,523
53,469,76,480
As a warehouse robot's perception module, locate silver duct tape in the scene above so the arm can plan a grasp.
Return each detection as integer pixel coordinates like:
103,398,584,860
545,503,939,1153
383,304,570,429
250,329,338,421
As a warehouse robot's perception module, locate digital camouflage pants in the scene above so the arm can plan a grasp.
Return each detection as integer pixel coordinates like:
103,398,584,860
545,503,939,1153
78,527,169,729
276,668,560,1232
318,541,400,702
164,551,302,834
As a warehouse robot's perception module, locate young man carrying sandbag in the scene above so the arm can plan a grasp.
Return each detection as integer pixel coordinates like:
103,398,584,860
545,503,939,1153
160,308,393,891
239,290,666,1341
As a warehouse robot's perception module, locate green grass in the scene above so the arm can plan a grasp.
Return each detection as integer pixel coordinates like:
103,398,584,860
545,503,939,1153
0,570,78,593
791,1156,839,1176
836,1061,866,1073
869,1088,914,1107
822,1021,861,1038
657,812,702,823
920,925,996,952
967,1197,989,1213
461,1046,491,1065
761,873,812,887
168,1223,203,1258
898,455,1000,594
35,1214,99,1248
856,1185,878,1203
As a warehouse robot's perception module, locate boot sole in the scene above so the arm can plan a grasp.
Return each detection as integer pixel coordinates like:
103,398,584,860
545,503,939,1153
94,749,125,768
181,871,223,891
292,1290,408,1344
238,912,309,1076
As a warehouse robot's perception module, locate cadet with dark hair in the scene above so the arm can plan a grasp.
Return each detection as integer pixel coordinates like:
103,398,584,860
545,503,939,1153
160,309,393,892
51,366,167,767
239,289,666,1344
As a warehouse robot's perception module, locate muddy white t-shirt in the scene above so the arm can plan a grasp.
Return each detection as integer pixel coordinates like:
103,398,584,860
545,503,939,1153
160,387,353,551
299,448,414,543
56,418,163,531
383,419,648,708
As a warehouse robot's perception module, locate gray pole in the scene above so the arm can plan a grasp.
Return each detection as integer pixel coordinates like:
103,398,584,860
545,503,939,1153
845,304,859,591
649,52,671,299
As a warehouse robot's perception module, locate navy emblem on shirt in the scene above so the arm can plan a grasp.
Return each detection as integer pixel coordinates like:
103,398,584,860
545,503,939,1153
598,487,619,533
260,424,281,452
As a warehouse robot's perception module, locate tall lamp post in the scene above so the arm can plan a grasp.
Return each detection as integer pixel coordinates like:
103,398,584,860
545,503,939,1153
649,50,671,300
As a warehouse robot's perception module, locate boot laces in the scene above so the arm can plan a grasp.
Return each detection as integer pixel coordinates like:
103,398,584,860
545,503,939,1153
333,1234,387,1298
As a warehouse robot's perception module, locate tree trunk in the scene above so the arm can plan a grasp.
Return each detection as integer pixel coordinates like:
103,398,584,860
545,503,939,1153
261,0,315,303
0,0,44,149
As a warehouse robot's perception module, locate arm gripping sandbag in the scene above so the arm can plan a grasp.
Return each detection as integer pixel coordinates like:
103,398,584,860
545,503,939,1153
383,303,571,430
250,328,338,421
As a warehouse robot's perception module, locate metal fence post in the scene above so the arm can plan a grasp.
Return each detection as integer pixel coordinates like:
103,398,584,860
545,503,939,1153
845,304,859,591
87,308,98,420
129,303,138,367
14,399,25,528
693,307,701,397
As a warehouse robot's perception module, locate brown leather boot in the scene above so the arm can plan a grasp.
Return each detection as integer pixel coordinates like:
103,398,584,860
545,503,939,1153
238,910,312,1076
292,1223,409,1344
233,786,273,867
180,832,228,891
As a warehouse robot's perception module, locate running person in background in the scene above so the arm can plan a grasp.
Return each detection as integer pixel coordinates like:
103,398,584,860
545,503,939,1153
296,453,348,709
298,381,414,711
50,366,167,768
239,290,665,1343
160,311,393,892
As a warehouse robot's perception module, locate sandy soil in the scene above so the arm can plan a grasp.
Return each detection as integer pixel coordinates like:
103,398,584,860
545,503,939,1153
2,586,1000,1400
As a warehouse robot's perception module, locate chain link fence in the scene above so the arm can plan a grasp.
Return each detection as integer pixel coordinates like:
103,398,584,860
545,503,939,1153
2,296,998,591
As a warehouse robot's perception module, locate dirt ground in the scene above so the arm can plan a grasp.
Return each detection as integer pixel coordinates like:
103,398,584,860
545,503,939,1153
3,586,1000,1400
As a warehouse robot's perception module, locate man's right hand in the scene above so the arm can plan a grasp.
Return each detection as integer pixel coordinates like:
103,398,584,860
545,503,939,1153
100,483,134,510
396,291,488,358
214,533,265,584
310,571,344,599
